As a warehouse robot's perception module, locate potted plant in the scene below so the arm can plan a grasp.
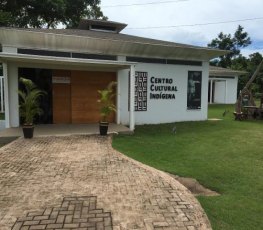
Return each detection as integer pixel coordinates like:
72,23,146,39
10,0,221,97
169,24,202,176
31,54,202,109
97,81,117,135
18,77,46,138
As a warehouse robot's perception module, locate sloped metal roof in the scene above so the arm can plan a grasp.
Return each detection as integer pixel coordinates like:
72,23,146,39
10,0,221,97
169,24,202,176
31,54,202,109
209,66,248,77
0,27,228,61
0,27,205,47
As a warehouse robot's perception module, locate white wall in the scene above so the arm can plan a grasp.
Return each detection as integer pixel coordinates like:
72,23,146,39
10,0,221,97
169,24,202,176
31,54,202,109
118,62,209,125
0,120,5,130
226,77,238,104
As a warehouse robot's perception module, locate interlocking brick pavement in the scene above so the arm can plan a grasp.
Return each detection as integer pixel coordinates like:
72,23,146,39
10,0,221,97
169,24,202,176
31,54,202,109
12,196,112,230
0,135,212,230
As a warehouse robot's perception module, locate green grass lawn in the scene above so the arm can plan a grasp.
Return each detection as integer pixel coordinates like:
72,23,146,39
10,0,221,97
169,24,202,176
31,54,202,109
112,104,263,230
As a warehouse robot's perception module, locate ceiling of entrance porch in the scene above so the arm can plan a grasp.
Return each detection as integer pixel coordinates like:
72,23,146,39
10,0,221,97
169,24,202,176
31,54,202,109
0,53,134,72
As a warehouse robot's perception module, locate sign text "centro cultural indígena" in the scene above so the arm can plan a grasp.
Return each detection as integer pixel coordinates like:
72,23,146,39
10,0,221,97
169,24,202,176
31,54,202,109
150,77,178,99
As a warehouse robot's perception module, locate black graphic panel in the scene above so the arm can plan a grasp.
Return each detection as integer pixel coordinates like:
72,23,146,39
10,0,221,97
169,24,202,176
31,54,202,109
135,72,148,111
129,71,148,111
187,71,202,110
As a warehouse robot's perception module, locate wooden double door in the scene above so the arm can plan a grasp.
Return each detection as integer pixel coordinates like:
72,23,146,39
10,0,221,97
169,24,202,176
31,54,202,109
52,70,116,124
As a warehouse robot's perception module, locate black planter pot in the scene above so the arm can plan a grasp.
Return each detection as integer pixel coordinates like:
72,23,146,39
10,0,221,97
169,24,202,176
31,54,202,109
99,122,109,136
22,125,34,139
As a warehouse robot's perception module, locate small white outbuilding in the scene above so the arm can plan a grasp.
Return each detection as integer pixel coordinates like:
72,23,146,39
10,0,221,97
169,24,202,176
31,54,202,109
208,66,247,104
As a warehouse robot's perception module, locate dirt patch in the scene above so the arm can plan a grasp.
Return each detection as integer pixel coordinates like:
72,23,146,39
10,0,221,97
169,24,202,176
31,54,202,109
208,118,222,121
0,137,19,148
168,174,220,196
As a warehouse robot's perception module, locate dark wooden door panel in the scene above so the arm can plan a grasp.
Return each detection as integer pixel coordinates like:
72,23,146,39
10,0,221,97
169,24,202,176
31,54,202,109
52,70,71,124
71,71,116,123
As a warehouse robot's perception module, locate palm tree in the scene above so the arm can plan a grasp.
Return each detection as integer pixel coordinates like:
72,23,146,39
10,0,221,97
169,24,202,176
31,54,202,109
18,77,46,125
97,81,116,135
97,81,116,122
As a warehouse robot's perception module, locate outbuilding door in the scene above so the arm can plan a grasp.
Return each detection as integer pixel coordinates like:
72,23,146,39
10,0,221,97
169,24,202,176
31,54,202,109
214,80,226,103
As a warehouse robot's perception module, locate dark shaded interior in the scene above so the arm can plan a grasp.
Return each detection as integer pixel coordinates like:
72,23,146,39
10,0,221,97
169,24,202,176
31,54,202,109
18,68,53,124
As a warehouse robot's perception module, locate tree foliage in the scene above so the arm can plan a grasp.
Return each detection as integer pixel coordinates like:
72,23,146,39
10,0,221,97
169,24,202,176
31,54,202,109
0,0,106,28
208,25,251,68
232,53,263,95
0,10,13,26
208,26,263,96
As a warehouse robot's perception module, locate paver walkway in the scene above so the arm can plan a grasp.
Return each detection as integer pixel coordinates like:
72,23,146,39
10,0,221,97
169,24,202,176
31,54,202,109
0,135,211,230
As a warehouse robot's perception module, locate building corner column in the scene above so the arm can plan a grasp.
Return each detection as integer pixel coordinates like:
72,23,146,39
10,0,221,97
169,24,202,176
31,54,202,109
3,62,10,128
116,56,126,125
129,65,135,131
116,72,121,124
225,80,228,104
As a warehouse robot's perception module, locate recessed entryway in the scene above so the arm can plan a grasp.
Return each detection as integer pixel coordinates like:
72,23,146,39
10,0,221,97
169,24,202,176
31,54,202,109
18,68,117,125
52,70,116,124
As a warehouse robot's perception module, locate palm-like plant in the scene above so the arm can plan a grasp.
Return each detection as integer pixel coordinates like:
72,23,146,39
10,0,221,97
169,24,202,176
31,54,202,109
97,81,116,122
18,78,46,125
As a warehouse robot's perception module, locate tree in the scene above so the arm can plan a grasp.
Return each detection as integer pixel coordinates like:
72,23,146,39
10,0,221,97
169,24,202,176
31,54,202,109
0,10,13,26
208,25,251,67
246,53,263,96
208,26,263,96
0,0,106,28
231,53,263,95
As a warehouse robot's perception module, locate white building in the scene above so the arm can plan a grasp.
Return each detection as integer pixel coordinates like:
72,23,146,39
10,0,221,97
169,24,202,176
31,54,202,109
0,19,226,131
209,66,247,104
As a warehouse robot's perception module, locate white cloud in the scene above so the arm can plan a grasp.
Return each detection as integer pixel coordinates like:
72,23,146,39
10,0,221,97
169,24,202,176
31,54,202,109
101,0,263,56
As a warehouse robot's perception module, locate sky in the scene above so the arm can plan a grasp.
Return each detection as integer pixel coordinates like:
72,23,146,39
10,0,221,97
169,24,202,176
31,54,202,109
100,0,263,57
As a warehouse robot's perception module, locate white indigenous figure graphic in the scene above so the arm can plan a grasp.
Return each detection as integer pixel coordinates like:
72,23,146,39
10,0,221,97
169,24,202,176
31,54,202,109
187,71,202,110
188,73,200,101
